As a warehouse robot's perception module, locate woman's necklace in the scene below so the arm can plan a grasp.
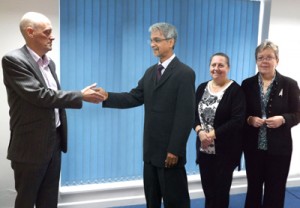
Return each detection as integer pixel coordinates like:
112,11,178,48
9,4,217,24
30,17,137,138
210,79,229,93
262,80,272,94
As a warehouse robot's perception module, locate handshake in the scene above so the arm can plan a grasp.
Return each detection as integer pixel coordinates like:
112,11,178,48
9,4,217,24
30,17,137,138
81,83,108,104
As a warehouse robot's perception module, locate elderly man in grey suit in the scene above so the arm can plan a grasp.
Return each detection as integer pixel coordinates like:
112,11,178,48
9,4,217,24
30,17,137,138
1,12,104,208
100,22,195,208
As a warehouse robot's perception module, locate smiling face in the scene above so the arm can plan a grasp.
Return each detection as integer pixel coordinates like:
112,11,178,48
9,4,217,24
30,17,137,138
210,55,230,82
150,29,174,63
256,48,279,77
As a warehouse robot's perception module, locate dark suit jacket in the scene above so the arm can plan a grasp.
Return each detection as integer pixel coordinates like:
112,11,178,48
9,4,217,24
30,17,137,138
103,57,195,167
241,71,300,155
2,45,83,164
194,81,246,167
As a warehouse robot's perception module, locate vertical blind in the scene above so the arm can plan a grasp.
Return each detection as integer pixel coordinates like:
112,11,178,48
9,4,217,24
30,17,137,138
60,0,260,186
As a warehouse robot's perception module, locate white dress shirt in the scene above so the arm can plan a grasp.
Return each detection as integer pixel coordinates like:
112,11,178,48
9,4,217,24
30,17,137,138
27,46,61,127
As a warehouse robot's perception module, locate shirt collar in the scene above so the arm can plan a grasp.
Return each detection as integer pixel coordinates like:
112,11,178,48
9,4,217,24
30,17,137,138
159,53,176,69
258,71,277,85
26,46,50,68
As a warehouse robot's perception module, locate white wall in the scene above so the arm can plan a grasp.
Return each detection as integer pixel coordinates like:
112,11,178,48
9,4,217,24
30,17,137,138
268,0,300,176
0,1,59,207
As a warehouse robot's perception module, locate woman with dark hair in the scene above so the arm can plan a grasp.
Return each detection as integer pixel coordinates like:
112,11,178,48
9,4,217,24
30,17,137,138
194,52,246,208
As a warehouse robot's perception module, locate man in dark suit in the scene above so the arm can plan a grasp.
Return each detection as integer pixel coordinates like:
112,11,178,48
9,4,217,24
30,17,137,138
1,12,104,208
100,22,195,208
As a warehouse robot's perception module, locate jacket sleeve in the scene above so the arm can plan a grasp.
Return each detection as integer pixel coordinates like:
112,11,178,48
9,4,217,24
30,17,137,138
282,79,300,128
167,69,196,156
103,75,145,109
2,54,82,109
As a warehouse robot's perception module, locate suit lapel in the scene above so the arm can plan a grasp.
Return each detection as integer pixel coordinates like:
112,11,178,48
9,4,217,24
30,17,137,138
272,71,283,97
250,74,262,114
155,57,178,89
21,46,48,87
48,61,61,90
22,46,61,90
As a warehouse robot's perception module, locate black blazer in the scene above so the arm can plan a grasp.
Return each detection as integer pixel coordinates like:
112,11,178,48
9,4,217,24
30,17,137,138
103,57,196,167
194,81,246,166
2,45,83,164
241,71,300,155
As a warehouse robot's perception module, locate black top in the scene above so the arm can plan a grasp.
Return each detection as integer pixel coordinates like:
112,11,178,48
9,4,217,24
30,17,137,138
194,80,246,166
242,71,300,155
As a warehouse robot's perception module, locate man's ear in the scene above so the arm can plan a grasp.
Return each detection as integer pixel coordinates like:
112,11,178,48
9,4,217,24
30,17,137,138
169,38,175,49
26,27,34,38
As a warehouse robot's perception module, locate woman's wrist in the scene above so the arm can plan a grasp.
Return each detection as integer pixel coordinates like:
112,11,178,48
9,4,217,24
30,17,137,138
196,129,205,136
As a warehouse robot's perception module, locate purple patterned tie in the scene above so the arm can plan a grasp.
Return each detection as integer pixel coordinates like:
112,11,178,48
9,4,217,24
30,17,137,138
156,64,164,81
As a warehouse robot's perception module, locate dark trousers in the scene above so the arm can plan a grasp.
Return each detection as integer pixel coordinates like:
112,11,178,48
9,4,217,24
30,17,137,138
244,150,291,208
143,162,190,208
198,152,237,208
11,130,62,208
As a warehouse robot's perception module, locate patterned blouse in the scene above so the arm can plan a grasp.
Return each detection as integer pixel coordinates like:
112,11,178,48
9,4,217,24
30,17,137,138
257,73,276,150
198,80,233,154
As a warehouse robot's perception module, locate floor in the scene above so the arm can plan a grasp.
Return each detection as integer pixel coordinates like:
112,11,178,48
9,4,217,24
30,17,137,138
118,186,300,208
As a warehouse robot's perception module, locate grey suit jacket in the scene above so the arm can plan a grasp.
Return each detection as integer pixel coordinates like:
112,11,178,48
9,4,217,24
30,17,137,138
103,57,195,167
2,45,83,164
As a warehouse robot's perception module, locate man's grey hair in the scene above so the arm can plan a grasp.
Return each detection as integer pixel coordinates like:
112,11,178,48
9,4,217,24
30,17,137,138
149,22,177,44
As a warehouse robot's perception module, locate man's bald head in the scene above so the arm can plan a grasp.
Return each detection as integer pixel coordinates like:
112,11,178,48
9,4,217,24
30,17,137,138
19,12,51,40
19,12,54,56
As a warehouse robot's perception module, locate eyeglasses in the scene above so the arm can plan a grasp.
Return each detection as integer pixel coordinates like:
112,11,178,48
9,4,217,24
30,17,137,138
148,38,171,44
257,56,276,62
